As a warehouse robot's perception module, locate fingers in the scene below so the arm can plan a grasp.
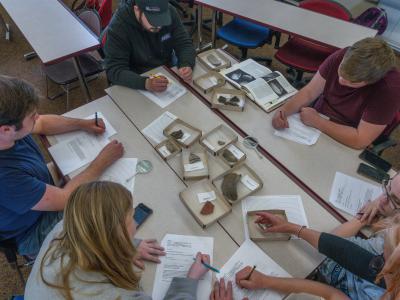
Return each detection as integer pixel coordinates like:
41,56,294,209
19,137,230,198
219,278,226,298
235,266,252,286
201,253,210,265
97,118,106,129
227,281,233,299
212,280,219,299
133,258,145,270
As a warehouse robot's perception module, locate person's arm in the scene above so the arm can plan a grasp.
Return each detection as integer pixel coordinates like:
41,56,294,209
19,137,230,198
31,140,124,211
272,72,326,129
104,27,148,90
235,267,349,300
330,217,365,237
359,193,393,224
32,115,105,136
300,113,386,149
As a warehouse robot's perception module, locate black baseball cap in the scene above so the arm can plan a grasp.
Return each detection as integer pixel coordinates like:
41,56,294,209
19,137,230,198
135,0,171,27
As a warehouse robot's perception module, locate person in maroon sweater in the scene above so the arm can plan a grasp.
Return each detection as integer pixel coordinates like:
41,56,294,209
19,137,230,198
272,37,400,149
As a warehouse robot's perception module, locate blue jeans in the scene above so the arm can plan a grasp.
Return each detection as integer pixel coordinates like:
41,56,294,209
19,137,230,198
17,211,63,257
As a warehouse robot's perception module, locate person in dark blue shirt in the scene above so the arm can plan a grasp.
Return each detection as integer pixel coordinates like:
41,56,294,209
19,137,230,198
0,75,124,256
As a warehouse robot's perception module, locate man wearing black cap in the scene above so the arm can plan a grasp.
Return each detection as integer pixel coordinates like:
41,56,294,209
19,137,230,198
104,0,195,92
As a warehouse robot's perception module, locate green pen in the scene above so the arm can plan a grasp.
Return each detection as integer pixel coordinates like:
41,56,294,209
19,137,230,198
193,258,220,273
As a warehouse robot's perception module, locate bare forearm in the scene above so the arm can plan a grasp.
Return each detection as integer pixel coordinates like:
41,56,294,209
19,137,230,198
281,87,315,116
262,277,349,300
331,218,364,237
286,224,321,249
33,115,91,135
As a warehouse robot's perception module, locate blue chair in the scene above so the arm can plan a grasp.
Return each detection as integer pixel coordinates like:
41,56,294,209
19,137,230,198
10,296,24,300
217,17,280,62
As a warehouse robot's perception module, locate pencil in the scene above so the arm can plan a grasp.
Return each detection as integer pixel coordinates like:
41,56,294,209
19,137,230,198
95,112,99,127
193,258,220,273
245,265,256,280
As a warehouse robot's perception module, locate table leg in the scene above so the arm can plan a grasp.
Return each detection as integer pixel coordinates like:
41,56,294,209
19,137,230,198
196,5,203,51
0,13,10,40
211,9,217,49
72,56,92,102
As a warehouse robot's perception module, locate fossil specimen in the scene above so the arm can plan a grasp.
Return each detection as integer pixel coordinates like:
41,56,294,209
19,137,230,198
217,140,226,146
230,96,240,103
170,129,184,140
207,54,222,66
200,201,215,215
217,95,240,107
165,140,177,153
217,96,228,104
221,173,241,201
189,153,201,164
222,149,238,163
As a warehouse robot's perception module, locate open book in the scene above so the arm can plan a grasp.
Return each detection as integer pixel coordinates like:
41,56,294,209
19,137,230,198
220,59,297,112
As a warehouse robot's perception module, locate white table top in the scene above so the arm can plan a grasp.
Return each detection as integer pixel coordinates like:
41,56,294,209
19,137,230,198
105,70,340,279
187,49,386,222
46,96,239,294
0,0,100,64
194,0,377,48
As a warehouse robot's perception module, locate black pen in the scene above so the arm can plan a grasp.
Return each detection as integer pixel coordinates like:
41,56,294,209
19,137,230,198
95,112,99,127
245,265,256,280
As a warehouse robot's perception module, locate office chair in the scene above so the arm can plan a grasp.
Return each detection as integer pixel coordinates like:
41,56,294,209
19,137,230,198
42,9,104,109
0,238,27,286
216,17,280,64
274,0,351,87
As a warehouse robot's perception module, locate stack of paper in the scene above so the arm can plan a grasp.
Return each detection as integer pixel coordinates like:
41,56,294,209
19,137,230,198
273,113,321,145
217,239,290,300
152,234,213,300
99,158,138,193
142,111,177,144
139,74,187,108
329,172,381,216
242,195,309,240
48,113,118,175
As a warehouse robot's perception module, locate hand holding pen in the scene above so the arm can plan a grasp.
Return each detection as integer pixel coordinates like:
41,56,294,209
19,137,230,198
236,265,269,290
86,111,105,135
187,252,213,280
145,74,169,92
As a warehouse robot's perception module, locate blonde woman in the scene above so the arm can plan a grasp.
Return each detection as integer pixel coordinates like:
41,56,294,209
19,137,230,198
25,181,210,299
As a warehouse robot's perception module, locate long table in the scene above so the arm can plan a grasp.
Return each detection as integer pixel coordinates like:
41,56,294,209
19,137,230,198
194,0,377,50
46,96,239,294
105,68,340,280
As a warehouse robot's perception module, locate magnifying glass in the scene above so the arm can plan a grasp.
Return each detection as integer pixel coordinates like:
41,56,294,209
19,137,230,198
242,136,263,159
126,160,153,182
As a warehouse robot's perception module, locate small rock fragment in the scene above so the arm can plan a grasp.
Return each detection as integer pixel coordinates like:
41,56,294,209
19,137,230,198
200,201,215,215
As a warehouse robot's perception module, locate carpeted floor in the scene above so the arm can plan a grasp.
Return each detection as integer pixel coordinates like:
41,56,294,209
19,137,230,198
0,1,399,299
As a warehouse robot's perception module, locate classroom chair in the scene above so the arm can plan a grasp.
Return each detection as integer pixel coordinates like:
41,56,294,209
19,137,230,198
0,238,28,286
217,17,280,63
42,9,104,109
72,0,113,29
274,0,351,87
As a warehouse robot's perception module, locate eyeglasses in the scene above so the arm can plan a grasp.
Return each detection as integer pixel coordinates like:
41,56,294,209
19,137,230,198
382,177,400,210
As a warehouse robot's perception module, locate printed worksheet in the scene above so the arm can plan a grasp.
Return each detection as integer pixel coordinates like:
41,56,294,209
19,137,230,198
274,113,321,145
142,111,177,144
242,195,309,239
329,172,381,216
217,239,290,300
99,158,137,193
152,234,213,300
139,74,187,108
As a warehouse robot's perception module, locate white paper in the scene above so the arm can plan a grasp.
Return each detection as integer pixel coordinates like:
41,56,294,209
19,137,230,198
98,158,138,193
227,145,245,160
241,175,259,191
242,195,309,240
159,145,171,157
53,112,117,143
142,111,177,144
152,234,213,300
217,239,290,300
139,74,187,108
197,191,216,203
274,113,322,145
329,172,381,216
49,133,109,175
184,161,205,172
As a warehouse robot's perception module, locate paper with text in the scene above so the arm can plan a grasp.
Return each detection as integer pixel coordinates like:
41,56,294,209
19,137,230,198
142,111,177,144
49,133,109,175
99,158,138,193
329,172,381,216
152,234,213,300
274,113,321,145
54,112,117,143
242,195,309,240
217,239,290,300
139,74,187,108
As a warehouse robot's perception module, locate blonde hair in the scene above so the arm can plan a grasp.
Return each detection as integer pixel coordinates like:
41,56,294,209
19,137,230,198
40,181,140,299
339,37,397,84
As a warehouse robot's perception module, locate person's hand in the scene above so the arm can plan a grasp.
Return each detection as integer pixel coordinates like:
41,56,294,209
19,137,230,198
178,66,193,82
187,252,210,280
254,211,295,234
82,118,106,135
299,107,321,128
145,76,169,92
92,140,124,170
133,239,166,270
235,266,268,290
272,110,289,129
358,194,391,224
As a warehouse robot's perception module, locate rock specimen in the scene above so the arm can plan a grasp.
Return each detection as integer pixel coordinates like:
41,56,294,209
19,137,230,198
221,173,241,201
189,153,201,164
170,129,184,140
222,149,238,163
200,201,215,215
